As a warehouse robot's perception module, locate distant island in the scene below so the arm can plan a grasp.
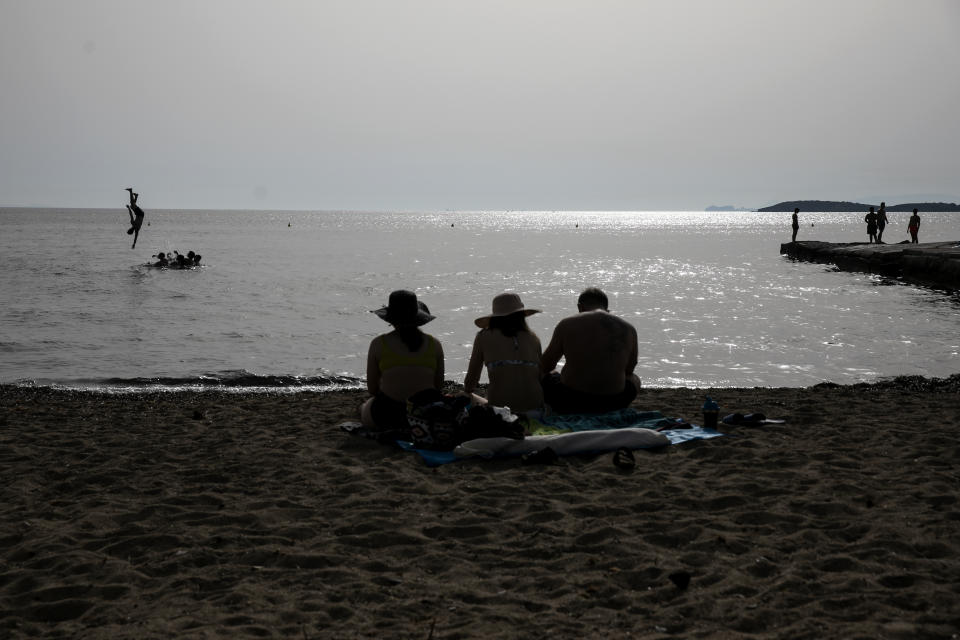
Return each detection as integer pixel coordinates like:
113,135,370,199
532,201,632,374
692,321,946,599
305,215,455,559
758,200,960,212
705,205,753,212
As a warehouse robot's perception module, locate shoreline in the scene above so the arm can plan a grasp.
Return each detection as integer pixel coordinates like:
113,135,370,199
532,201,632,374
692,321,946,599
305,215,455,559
2,378,959,638
4,371,960,396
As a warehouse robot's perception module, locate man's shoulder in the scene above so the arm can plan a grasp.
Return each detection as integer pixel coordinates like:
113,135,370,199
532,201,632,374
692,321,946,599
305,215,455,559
589,309,634,324
562,310,636,332
555,312,595,332
608,312,638,334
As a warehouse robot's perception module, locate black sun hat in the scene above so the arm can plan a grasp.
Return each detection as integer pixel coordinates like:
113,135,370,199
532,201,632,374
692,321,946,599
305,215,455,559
372,290,436,327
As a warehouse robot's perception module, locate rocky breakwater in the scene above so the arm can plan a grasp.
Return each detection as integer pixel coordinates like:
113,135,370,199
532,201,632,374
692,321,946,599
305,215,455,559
780,240,960,290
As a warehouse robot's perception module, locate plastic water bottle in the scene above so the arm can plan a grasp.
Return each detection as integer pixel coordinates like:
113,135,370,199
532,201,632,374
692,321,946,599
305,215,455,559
702,396,719,429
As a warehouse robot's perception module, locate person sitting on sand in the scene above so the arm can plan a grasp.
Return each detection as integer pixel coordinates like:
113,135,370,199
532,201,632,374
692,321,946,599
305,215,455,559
360,290,445,431
125,188,145,249
540,287,641,414
908,208,921,244
464,292,544,415
864,207,878,244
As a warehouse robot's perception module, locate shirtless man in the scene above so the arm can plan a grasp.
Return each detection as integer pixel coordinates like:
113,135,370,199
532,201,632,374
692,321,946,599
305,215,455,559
125,188,145,249
540,287,641,414
908,208,921,243
876,201,888,243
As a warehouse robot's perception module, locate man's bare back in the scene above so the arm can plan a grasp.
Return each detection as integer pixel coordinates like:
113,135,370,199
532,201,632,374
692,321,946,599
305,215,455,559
542,310,638,395
540,289,641,416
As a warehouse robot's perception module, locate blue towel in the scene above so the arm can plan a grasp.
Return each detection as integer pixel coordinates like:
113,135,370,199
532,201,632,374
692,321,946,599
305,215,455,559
398,408,724,466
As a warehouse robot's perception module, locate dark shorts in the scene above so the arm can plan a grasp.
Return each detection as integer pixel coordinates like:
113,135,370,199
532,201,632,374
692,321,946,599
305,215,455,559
370,392,408,430
541,373,637,415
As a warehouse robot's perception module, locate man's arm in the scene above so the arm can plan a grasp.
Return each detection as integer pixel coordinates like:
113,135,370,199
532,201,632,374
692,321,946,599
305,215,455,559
540,322,565,376
625,325,638,375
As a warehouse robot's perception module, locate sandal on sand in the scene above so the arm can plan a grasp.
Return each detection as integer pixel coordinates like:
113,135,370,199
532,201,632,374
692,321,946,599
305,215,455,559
339,421,365,434
612,447,636,470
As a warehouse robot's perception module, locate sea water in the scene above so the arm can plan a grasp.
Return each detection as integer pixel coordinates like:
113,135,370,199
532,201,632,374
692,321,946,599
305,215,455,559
1,208,958,390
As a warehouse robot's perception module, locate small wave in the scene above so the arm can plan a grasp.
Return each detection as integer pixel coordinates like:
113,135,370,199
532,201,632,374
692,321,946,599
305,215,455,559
12,370,364,393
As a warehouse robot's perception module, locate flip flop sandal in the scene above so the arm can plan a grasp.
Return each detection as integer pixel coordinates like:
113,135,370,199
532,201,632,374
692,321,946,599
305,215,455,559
613,447,636,470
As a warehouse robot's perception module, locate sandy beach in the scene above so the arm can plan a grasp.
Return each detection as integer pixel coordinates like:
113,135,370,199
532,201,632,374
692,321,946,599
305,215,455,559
1,378,959,639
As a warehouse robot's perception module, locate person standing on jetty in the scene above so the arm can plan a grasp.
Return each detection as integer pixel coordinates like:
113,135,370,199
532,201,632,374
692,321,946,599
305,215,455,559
360,290,445,432
864,206,878,243
540,287,641,414
125,188,145,249
908,208,921,243
876,201,888,243
464,292,544,415
791,208,800,242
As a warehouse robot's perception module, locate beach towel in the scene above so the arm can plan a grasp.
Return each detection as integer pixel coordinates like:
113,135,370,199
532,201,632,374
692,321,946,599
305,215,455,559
395,424,722,466
341,408,724,466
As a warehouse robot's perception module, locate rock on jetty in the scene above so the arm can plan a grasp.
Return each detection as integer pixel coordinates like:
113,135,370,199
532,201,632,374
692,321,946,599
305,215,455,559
780,241,960,290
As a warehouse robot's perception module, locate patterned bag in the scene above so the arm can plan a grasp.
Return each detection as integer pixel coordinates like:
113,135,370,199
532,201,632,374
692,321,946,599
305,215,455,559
406,390,471,451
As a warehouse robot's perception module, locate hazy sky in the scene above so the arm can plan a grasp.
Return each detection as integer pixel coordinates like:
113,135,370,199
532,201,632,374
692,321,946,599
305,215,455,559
2,0,958,210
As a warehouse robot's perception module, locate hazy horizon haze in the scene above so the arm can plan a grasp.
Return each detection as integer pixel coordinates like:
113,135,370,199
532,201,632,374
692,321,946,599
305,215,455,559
2,0,958,211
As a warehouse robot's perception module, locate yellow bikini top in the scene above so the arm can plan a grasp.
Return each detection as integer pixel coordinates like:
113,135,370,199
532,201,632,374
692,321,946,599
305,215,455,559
379,334,438,372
